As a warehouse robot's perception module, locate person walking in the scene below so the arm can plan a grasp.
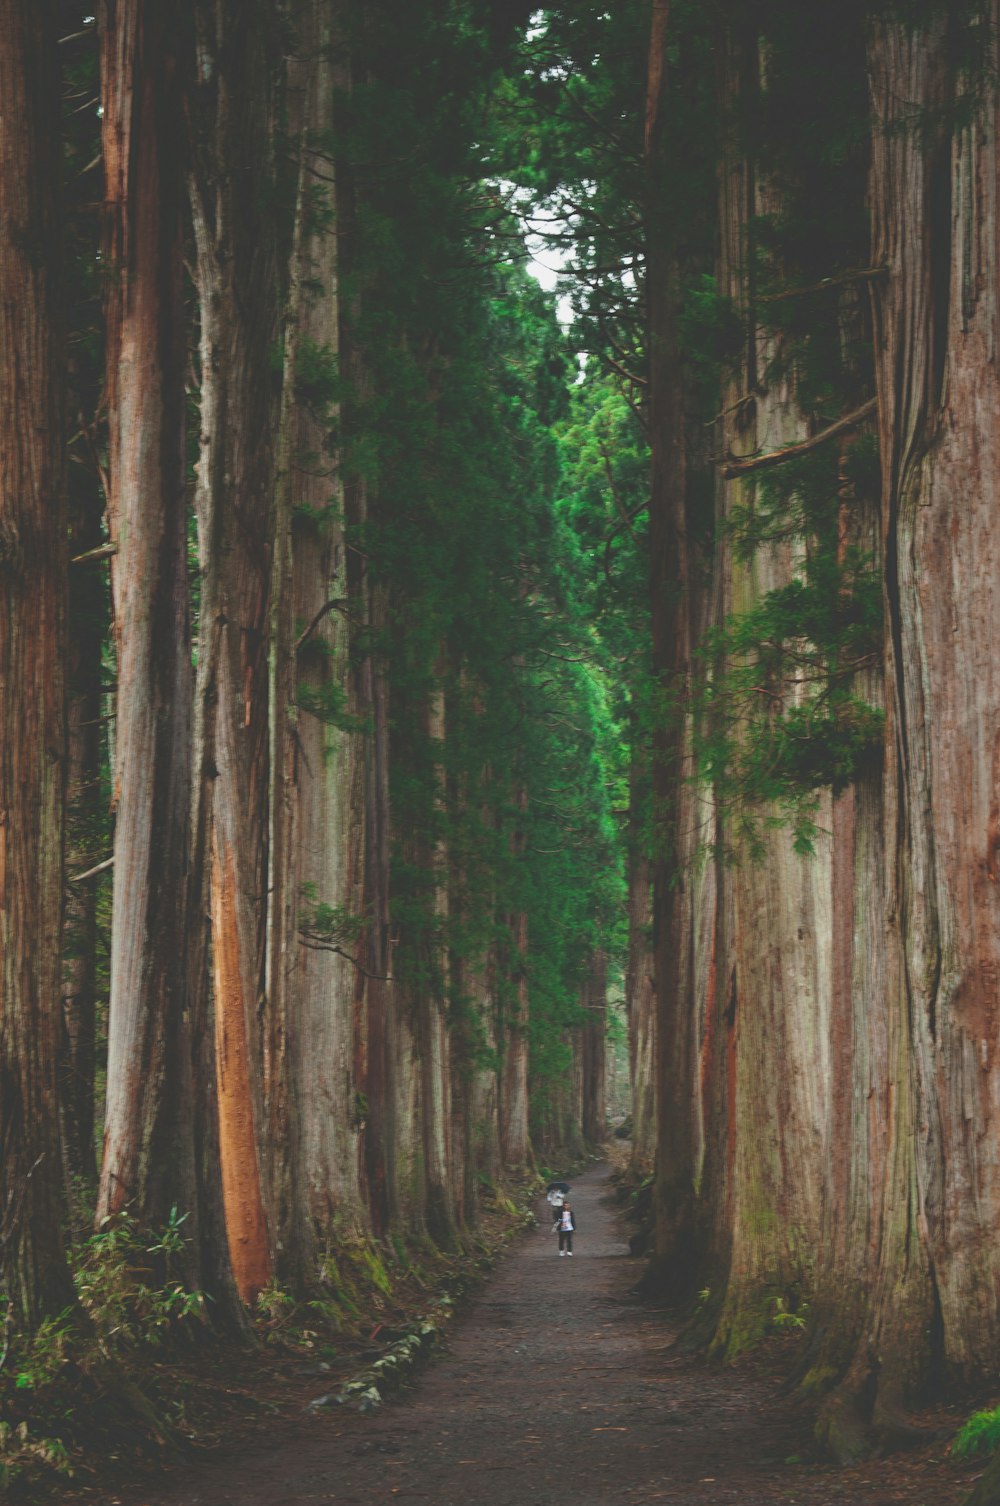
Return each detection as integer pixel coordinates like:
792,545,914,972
557,1200,576,1256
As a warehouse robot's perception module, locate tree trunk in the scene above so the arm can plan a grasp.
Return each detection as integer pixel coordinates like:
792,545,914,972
364,630,395,1231
423,670,457,1244
189,0,279,1304
709,29,835,1358
581,950,607,1148
817,8,1000,1449
0,0,77,1328
499,786,530,1170
96,0,199,1246
61,476,105,1184
445,671,480,1229
625,754,656,1174
467,905,501,1192
646,0,702,1291
280,0,369,1272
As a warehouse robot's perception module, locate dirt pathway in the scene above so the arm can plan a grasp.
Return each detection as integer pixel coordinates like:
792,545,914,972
116,1163,978,1506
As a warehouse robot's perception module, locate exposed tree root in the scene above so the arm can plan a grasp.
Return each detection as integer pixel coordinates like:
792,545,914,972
965,1450,1000,1506
82,1353,177,1453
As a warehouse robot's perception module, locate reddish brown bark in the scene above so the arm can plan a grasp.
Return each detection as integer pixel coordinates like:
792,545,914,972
189,0,279,1303
625,758,656,1173
814,9,1000,1453
212,842,271,1303
645,0,702,1290
61,481,105,1184
422,672,457,1243
500,788,530,1170
0,0,77,1327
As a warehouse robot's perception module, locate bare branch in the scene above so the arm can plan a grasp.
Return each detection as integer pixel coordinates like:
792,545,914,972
69,856,114,884
71,542,116,566
758,266,887,306
298,932,391,981
721,398,877,479
295,598,346,654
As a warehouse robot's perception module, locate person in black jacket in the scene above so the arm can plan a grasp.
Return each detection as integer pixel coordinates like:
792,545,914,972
557,1200,577,1256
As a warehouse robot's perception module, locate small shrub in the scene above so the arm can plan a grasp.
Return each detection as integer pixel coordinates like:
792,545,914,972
954,1406,1000,1459
769,1295,807,1332
75,1209,206,1348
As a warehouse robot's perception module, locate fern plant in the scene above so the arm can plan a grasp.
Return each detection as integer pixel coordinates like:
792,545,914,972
954,1406,1000,1459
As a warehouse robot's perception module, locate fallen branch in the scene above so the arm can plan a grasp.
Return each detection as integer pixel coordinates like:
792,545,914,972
721,398,877,479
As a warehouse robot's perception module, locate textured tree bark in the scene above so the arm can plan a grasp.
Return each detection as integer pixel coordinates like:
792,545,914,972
625,752,656,1174
331,147,396,1239
445,674,481,1229
499,786,531,1170
189,0,279,1304
96,0,199,1243
467,879,501,1192
423,671,458,1244
0,0,77,1327
645,0,703,1291
61,477,105,1183
709,29,835,1357
814,9,1000,1451
360,620,395,1231
264,222,299,1270
280,0,369,1271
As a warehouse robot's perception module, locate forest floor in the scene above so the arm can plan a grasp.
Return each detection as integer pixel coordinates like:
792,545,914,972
57,1162,990,1506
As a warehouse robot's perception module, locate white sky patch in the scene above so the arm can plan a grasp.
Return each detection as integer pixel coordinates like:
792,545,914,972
526,239,575,328
497,180,578,328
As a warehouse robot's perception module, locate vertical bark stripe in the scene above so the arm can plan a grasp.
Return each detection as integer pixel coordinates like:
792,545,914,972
212,839,271,1304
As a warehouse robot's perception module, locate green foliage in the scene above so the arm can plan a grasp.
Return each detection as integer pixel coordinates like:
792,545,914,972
74,1209,207,1349
325,0,630,1128
294,336,341,420
0,1421,73,1489
678,275,744,412
694,444,883,849
769,1295,808,1332
11,1313,75,1396
953,1405,1000,1459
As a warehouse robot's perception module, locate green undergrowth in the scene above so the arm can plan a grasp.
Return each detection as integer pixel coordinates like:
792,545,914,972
0,1172,541,1501
954,1406,1000,1460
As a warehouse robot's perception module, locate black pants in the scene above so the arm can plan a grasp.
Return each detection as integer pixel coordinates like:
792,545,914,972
558,1230,573,1252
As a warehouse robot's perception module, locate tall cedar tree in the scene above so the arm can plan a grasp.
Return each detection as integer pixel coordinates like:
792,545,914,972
0,0,77,1328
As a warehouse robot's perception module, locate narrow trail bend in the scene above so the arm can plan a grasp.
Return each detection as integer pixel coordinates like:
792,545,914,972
123,1163,972,1506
